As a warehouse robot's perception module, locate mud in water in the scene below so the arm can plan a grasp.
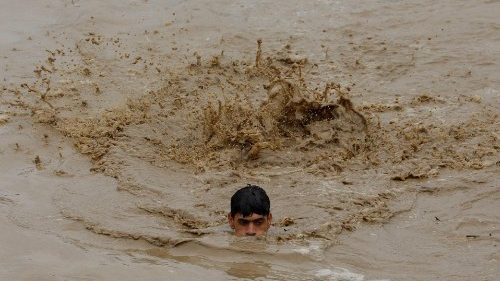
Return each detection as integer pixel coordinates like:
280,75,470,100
1,0,499,280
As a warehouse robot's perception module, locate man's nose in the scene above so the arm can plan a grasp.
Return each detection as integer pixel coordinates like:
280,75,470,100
245,223,256,236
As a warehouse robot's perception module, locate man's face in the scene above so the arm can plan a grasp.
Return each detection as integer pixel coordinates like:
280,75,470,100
228,212,272,236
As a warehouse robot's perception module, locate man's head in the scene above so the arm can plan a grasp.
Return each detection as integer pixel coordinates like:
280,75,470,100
228,184,272,236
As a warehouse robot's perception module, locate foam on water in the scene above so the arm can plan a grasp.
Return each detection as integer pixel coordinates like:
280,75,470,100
314,268,390,281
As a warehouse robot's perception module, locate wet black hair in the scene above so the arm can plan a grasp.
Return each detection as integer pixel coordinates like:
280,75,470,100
230,184,270,217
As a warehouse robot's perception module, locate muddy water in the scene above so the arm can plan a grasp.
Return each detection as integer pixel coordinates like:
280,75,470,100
1,0,499,280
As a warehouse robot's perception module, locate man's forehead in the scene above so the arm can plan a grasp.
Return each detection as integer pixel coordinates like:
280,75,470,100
235,213,266,220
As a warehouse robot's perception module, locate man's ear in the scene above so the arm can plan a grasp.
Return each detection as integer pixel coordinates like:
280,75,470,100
228,213,235,229
267,213,273,226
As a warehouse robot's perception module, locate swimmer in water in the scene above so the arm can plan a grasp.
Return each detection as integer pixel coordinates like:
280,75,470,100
228,184,272,236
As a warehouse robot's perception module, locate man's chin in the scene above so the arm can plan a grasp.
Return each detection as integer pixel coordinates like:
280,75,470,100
234,232,268,237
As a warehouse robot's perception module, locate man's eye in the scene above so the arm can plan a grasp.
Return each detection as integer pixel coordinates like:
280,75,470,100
254,220,263,226
239,220,249,225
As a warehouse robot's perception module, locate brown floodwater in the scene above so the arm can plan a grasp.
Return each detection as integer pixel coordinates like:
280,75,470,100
1,0,499,280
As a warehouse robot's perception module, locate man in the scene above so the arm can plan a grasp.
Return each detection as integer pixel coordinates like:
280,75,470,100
228,184,272,236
